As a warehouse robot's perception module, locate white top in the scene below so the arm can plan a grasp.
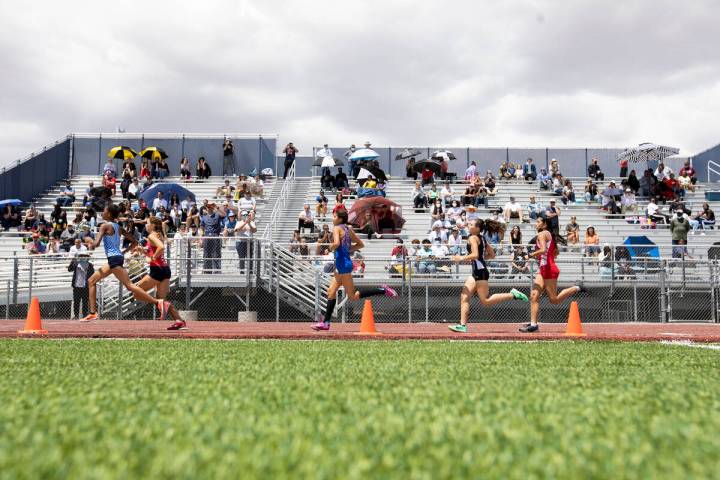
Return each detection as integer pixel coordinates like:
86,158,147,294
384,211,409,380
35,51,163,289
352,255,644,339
234,219,256,238
428,230,448,243
69,244,88,256
238,197,256,211
647,202,659,215
432,244,449,257
504,201,522,213
299,209,314,221
440,186,455,198
152,198,168,210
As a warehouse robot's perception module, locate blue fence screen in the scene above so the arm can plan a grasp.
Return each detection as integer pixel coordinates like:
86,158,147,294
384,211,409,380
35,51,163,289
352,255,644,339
0,138,70,202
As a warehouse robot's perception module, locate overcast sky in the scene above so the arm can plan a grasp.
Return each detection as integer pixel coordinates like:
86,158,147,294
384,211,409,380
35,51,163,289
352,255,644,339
1,0,719,167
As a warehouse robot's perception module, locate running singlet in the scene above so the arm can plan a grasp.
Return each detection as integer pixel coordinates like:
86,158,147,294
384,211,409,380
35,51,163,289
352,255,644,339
469,234,489,281
146,241,168,267
334,224,354,274
103,222,123,258
536,232,560,279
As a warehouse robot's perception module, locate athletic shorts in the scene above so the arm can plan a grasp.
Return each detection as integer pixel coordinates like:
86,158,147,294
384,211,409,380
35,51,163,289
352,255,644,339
149,265,172,282
472,268,490,281
335,257,354,275
540,263,560,280
107,255,125,269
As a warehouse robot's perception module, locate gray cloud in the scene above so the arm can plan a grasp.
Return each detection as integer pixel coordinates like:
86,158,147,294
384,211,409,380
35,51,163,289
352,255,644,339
1,0,719,167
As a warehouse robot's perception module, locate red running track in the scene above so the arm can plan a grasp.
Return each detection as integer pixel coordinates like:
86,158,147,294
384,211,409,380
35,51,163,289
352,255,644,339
2,320,720,342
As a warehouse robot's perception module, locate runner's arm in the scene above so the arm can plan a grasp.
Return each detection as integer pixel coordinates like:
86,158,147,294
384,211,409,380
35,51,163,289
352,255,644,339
529,232,547,259
452,236,478,263
348,227,364,253
119,225,138,254
92,224,109,249
147,233,164,261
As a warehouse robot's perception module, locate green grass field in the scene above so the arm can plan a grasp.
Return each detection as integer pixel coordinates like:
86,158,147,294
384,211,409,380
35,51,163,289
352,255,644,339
1,340,718,479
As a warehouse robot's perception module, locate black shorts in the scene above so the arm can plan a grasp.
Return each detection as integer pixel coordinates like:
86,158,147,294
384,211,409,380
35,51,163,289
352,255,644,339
149,266,172,282
472,268,490,281
107,255,125,269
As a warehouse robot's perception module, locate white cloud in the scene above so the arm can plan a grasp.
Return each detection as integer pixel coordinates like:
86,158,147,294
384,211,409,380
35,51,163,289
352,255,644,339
1,0,719,167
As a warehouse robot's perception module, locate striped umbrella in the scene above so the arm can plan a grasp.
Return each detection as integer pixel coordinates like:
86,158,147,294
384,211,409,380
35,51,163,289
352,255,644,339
107,146,138,160
431,149,456,161
617,143,679,163
140,146,169,161
395,148,422,160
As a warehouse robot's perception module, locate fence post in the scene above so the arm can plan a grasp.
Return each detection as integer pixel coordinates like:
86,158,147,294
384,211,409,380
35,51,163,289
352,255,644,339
6,280,10,320
12,255,18,304
185,239,192,307
116,281,122,320
28,257,33,303
314,270,320,319
529,261,534,321
246,239,251,312
660,260,668,323
408,266,413,323
633,281,638,322
711,261,718,323
425,283,429,323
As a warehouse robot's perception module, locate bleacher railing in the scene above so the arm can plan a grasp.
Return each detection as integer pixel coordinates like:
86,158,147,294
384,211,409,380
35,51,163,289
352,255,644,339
262,160,296,241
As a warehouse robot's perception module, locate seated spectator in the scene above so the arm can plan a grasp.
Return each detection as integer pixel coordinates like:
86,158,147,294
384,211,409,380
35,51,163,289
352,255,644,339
565,216,580,246
446,200,463,224
250,175,264,197
619,157,629,177
156,158,170,179
511,246,530,277
60,224,78,252
654,163,672,182
646,197,669,224
538,168,552,190
523,158,537,181
27,232,47,255
127,178,141,201
499,161,511,179
599,245,615,278
484,173,497,197
416,239,437,274
238,191,256,213
376,204,398,237
362,176,377,189
406,158,417,180
584,226,601,257
412,181,428,209
56,181,76,207
68,238,87,256
316,190,329,220
626,170,640,194
139,160,151,180
527,195,543,220
388,239,409,275
691,202,716,234
216,179,235,198
639,169,657,197
430,200,444,226
663,173,682,200
180,157,191,179
421,166,434,186
333,192,346,214
196,157,211,179
461,183,477,207
621,189,638,214
464,161,477,180
431,238,450,264
550,158,560,176
588,157,604,181
428,221,448,243
321,170,335,189
427,184,440,203
503,196,526,222
678,171,695,193
222,210,238,237
103,160,116,178
335,168,349,189
561,180,576,205
584,179,599,203
509,225,522,248
601,181,622,209
552,174,564,196
22,206,38,231
352,252,365,276
103,173,117,195
152,192,168,212
315,224,332,255
440,181,456,206
298,203,314,233
439,158,449,180
447,226,463,255
679,161,697,185
357,210,375,240
1,204,20,231
289,230,303,255
455,211,469,236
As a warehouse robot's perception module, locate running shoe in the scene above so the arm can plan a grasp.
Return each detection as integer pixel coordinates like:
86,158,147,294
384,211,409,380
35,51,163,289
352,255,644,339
381,284,398,298
80,312,98,322
167,320,187,331
519,324,539,333
311,321,330,331
449,324,467,333
158,300,170,321
510,288,529,301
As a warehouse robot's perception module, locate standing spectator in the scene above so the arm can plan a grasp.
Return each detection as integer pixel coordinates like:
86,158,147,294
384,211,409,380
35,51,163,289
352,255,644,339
222,138,235,176
335,168,349,190
523,158,537,181
196,157,211,179
200,203,224,273
588,158,605,181
68,254,94,319
691,202,715,234
464,161,477,180
543,199,564,244
283,142,298,179
565,216,580,247
234,210,257,272
619,157,629,178
550,158,560,176
345,144,357,177
527,195,543,220
538,168,552,190
180,157,192,179
298,203,315,233
670,209,690,258
120,163,134,198
584,226,601,257
678,161,697,185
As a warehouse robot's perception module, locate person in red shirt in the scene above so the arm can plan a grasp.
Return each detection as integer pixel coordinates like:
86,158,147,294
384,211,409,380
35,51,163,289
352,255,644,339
102,173,116,195
421,166,434,186
662,173,681,201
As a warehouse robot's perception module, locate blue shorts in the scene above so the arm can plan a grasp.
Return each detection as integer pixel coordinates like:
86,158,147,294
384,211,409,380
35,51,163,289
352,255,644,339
335,257,353,275
107,255,125,269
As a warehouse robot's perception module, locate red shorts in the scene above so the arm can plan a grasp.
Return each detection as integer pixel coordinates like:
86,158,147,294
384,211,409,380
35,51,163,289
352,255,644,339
539,263,560,280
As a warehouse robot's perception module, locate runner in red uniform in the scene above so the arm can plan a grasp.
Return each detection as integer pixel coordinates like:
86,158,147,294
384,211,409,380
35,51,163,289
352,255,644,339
521,216,583,333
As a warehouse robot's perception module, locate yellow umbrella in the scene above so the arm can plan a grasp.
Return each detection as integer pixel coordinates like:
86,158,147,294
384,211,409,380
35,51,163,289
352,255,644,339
140,146,169,161
107,146,138,160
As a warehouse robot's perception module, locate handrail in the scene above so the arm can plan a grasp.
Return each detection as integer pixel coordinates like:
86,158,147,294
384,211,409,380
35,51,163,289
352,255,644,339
708,160,720,183
262,161,296,241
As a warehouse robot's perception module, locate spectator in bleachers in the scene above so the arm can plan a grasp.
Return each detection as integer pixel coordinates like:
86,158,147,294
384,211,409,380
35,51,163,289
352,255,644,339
619,157,629,178
440,181,456,206
406,158,417,180
565,216,580,247
238,192,256,213
298,203,315,233
598,245,614,278
127,178,141,201
691,202,715,234
222,210,237,237
447,226,463,255
103,160,116,178
103,173,117,196
60,224,78,252
283,142,298,179
584,226,600,257
335,168,349,190
345,144,357,177
315,190,329,220
412,181,428,209
139,160,151,180
461,183,476,207
56,181,76,207
621,189,638,214
526,195,543,220
588,158,605,181
1,204,19,230
552,174,564,196
439,158,449,180
200,203,225,273
216,179,234,198
464,161,477,180
179,157,191,179
550,158,560,176
156,158,170,179
169,204,183,232
561,180,576,205
321,170,334,189
315,224,332,255
447,200,463,224
503,196,526,223
180,195,194,213
655,163,673,182
427,184,440,203
538,168,552,190
670,209,690,259
584,179,599,203
664,173,683,200
509,225,522,248
352,251,366,276
167,193,180,210
499,160,511,180
484,172,497,198
28,232,47,255
120,163,134,198
626,170,640,194
196,157,211,179
430,199,444,226
509,246,530,278
543,200,564,244
333,193,346,214
22,206,37,231
601,181,622,207
428,221,448,243
523,158,537,181
678,170,695,193
289,230,303,254
421,165,435,186
639,169,656,197
50,205,67,232
69,237,87,256
222,138,235,176
679,161,697,185
234,210,256,272
416,239,437,274
646,197,669,225
152,192,168,212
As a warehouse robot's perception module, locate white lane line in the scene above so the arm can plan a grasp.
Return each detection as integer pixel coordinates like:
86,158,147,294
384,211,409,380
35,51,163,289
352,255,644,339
661,340,720,350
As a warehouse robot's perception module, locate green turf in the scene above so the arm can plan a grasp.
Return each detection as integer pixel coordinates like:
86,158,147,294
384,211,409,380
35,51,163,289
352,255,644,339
0,340,719,479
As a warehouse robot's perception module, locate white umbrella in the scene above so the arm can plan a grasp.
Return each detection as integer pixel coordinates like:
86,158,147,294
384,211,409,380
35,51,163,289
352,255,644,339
431,149,456,161
617,143,679,163
316,147,333,158
356,168,373,180
349,148,380,161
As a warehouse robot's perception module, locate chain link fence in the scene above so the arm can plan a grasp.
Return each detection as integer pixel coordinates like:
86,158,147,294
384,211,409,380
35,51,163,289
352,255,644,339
0,239,717,323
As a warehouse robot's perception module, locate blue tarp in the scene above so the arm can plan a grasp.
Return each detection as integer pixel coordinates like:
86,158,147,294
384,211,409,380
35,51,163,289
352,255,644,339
623,235,660,259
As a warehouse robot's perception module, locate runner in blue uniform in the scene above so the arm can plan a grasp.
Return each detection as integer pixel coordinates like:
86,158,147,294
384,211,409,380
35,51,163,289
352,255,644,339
448,218,528,333
311,209,398,331
80,204,171,321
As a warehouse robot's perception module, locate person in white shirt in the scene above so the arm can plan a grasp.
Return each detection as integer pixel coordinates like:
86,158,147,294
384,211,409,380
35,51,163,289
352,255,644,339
68,238,88,257
431,239,449,258
440,181,455,206
464,162,477,180
251,175,264,197
127,178,141,200
180,196,194,212
647,197,670,224
446,200,463,223
151,192,168,212
621,188,638,214
447,226,463,255
234,210,257,271
298,203,315,233
527,195,543,220
428,221,448,243
238,191,256,212
503,196,525,222
654,163,673,182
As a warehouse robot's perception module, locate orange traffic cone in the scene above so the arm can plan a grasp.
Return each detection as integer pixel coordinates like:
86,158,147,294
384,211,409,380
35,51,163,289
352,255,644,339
18,297,48,335
564,301,586,337
355,300,382,336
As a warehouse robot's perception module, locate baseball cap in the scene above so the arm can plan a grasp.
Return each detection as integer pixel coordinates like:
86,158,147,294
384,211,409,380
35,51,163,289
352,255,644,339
228,211,236,217
432,220,444,229
241,210,248,216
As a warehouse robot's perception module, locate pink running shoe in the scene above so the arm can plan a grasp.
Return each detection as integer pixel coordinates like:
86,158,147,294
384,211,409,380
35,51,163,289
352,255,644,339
167,320,187,331
382,284,398,298
311,321,330,331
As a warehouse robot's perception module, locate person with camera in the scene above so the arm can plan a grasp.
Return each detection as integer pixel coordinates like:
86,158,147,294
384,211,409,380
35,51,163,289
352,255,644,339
283,142,298,179
68,253,94,319
234,210,257,272
222,138,235,176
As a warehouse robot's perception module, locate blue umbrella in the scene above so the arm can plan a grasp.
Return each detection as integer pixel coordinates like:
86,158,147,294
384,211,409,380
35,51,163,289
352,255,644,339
140,183,195,205
349,148,380,162
623,235,660,259
0,199,22,208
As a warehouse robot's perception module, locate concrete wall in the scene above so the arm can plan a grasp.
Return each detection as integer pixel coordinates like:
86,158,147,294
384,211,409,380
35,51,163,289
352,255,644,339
0,139,70,202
